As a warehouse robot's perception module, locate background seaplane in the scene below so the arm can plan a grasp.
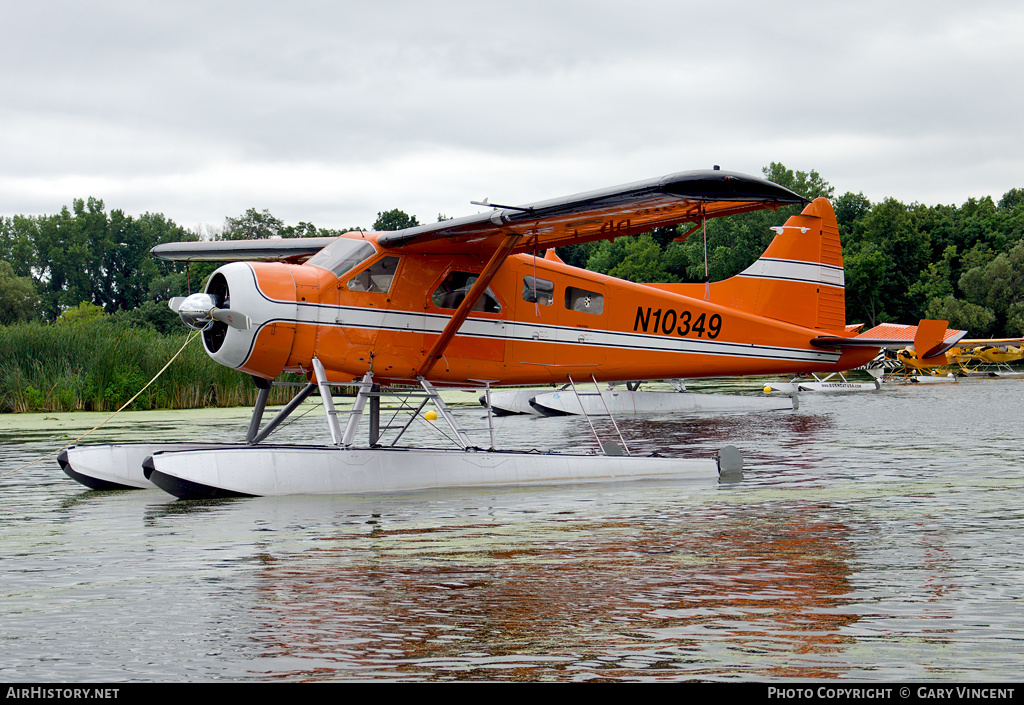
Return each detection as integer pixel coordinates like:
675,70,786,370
59,168,960,499
481,379,796,415
891,336,1024,380
761,321,969,392
762,370,883,393
965,343,1024,374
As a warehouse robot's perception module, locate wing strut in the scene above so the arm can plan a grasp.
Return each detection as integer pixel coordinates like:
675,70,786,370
416,232,523,379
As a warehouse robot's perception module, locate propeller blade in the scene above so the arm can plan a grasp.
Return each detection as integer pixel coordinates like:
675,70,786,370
168,297,187,312
212,308,252,330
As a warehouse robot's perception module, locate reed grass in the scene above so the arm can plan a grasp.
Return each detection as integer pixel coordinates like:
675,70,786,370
0,319,302,413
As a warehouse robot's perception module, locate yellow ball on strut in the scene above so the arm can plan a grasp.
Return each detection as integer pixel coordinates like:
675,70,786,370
424,410,438,421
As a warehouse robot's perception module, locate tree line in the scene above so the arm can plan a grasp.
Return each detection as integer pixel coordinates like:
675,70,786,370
568,163,1024,337
1,163,1022,336
0,201,377,331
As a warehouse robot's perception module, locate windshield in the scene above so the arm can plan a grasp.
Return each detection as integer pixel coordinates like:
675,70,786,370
306,237,377,278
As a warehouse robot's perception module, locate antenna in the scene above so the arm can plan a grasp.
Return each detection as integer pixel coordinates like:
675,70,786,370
470,198,533,213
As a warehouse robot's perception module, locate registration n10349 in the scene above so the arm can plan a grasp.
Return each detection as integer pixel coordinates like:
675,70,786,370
633,307,722,339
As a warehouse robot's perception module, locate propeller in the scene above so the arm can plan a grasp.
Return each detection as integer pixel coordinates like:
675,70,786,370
168,293,251,331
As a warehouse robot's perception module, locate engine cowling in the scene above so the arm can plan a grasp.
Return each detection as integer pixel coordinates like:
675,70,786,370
191,262,308,380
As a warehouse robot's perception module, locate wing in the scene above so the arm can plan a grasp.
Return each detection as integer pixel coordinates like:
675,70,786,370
150,169,801,262
389,169,804,378
377,169,805,255
955,337,1024,346
151,237,337,262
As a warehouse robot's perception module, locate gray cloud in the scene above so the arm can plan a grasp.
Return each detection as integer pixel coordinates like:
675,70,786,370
2,0,1022,229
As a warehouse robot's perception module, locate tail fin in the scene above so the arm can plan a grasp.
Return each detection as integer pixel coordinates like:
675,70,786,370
648,198,846,331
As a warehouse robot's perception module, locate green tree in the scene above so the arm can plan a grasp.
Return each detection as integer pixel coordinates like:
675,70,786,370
29,199,99,318
555,241,599,269
925,296,997,336
668,163,835,283
373,209,420,231
56,301,106,326
908,245,957,309
958,243,1024,333
587,234,676,283
1006,303,1024,337
998,188,1024,211
848,198,932,323
0,217,35,277
832,191,871,239
12,199,195,320
761,162,834,202
222,208,286,240
844,243,890,326
0,260,39,324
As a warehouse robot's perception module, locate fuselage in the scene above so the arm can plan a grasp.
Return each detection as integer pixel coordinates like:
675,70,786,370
199,230,874,386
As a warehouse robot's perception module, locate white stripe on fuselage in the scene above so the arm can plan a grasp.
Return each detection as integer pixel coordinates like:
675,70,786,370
272,302,838,366
737,257,845,288
244,265,841,366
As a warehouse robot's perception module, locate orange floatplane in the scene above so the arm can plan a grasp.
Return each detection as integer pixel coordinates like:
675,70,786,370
58,168,962,498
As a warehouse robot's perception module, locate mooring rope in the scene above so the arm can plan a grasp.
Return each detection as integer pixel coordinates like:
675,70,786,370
1,329,201,478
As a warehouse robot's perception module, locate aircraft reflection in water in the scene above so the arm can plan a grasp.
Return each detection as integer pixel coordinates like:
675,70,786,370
59,168,962,498
243,498,856,680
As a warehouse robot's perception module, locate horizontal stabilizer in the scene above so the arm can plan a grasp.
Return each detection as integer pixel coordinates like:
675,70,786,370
812,320,967,352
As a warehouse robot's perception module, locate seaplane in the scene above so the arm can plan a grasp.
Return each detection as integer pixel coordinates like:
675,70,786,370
762,369,884,393
889,336,1024,380
964,342,1024,375
57,168,963,499
761,322,973,392
488,379,797,416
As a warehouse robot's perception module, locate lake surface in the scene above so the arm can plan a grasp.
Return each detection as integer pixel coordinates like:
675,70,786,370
2,378,1023,682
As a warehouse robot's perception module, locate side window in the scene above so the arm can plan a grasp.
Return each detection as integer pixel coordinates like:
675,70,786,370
522,275,554,305
347,256,400,293
564,286,604,315
432,271,502,313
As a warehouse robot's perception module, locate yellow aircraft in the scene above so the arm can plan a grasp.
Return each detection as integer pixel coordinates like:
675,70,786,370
894,338,1024,377
971,344,1024,365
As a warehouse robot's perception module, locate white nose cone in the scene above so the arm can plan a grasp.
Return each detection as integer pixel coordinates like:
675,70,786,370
171,293,220,330
169,292,252,331
199,262,297,371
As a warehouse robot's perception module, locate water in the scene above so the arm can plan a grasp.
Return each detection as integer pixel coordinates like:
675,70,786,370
1,379,1023,682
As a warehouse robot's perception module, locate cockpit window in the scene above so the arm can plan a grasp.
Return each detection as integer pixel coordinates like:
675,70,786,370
432,271,501,313
306,238,376,278
346,256,401,293
522,275,554,305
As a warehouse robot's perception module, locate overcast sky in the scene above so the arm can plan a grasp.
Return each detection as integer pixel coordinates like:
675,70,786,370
2,0,1022,232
